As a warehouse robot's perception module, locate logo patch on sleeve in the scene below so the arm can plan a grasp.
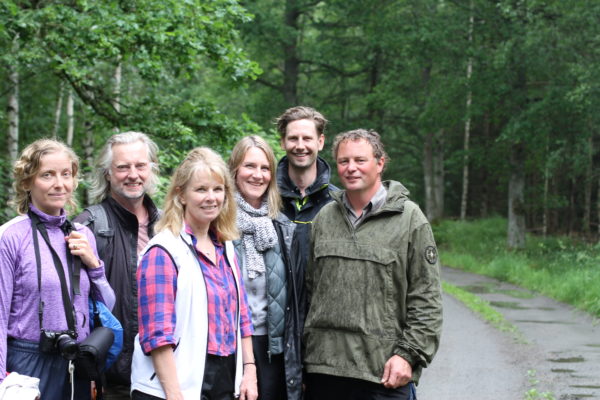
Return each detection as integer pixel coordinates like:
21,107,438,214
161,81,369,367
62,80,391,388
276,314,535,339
425,246,438,265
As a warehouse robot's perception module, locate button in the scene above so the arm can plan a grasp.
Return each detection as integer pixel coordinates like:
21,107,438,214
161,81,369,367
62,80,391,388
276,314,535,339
286,307,290,311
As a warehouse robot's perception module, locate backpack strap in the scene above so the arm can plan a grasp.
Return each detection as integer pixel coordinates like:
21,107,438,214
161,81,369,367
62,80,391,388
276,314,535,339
81,204,114,262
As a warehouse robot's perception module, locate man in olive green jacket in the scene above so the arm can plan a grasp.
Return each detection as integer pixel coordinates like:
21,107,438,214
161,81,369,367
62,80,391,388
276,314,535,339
303,129,443,400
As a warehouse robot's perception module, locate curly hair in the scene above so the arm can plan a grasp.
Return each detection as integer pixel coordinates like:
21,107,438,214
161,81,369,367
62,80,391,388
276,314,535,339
11,138,80,215
332,129,390,173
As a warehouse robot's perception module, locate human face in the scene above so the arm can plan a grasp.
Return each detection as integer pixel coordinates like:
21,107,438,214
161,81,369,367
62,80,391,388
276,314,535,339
336,139,384,196
181,170,226,229
108,141,153,204
235,147,271,209
28,151,74,216
280,119,324,170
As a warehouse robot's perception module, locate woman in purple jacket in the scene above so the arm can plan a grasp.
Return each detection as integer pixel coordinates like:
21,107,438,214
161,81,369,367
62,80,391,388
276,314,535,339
0,139,115,400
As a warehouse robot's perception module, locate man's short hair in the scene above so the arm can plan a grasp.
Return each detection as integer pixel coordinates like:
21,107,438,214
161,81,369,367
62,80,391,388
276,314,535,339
332,129,390,172
275,106,328,138
89,131,160,203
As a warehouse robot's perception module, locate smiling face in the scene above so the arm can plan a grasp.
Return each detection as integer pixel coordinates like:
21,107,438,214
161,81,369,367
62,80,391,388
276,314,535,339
280,119,325,171
336,138,384,197
28,151,74,216
235,146,271,208
108,141,153,205
181,169,226,230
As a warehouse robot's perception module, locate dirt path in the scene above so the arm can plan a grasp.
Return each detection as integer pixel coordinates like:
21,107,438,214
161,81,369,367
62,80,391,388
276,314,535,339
417,267,600,400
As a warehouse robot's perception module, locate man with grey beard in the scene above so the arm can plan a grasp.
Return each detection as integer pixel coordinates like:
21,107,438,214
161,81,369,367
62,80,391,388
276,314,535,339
75,131,161,399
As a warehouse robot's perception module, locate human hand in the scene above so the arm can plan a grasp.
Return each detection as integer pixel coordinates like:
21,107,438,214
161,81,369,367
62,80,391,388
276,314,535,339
239,363,258,400
381,355,412,389
65,231,100,269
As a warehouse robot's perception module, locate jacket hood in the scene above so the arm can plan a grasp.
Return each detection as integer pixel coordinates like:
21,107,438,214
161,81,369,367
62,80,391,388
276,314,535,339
331,180,411,213
277,156,335,199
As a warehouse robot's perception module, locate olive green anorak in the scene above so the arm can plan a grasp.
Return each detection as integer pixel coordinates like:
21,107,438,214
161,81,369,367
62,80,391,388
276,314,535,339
304,180,443,384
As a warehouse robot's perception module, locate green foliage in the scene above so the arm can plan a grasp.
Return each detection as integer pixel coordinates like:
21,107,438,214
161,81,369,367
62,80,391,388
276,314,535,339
435,218,600,317
0,0,268,218
4,0,600,237
524,370,556,400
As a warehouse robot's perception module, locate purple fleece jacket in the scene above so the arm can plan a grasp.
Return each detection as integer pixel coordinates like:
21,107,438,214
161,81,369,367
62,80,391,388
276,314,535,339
0,205,115,381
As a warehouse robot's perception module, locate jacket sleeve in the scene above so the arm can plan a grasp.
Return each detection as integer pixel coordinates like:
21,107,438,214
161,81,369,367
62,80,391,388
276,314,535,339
394,210,443,368
0,230,18,382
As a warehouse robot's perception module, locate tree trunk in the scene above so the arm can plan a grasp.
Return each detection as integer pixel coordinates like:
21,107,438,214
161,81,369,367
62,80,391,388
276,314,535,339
423,132,434,220
112,60,122,132
433,131,445,221
66,91,75,146
424,129,445,222
480,112,491,218
52,82,64,139
568,176,576,235
460,1,474,220
582,135,593,233
7,36,20,165
83,119,95,204
542,135,550,237
283,0,300,105
508,143,526,249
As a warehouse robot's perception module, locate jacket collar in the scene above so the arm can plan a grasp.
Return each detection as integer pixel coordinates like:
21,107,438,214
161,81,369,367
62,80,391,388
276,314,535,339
276,156,334,199
28,203,67,229
332,180,410,215
103,194,159,229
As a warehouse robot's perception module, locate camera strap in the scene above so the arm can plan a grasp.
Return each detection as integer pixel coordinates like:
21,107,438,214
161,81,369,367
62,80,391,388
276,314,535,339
29,211,78,337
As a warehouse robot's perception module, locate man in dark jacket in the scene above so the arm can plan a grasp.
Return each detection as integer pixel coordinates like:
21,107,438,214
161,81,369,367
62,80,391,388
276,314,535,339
275,106,337,224
274,106,338,397
304,129,443,400
75,131,161,399
275,105,338,309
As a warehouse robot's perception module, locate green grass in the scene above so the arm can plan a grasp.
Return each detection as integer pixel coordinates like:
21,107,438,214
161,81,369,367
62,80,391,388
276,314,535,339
434,217,600,318
442,282,517,334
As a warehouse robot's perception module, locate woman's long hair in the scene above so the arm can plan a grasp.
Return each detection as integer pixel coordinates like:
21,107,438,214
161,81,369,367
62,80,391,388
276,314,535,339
228,135,281,218
156,147,238,241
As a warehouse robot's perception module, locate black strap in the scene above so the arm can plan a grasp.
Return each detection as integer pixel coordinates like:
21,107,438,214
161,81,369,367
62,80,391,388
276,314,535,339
61,218,81,295
29,211,77,337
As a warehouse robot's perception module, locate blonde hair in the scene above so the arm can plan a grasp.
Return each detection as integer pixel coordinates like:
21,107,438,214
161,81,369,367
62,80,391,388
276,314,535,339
11,138,80,215
156,147,238,241
228,135,281,218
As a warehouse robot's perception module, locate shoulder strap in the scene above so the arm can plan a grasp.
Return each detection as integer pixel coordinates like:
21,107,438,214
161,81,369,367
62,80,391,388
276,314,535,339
83,204,113,260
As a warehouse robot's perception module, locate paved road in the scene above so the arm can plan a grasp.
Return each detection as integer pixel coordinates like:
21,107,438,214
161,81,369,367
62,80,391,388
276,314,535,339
418,267,600,400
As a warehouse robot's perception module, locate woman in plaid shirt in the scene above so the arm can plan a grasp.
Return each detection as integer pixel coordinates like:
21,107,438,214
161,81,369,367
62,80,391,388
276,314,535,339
131,147,257,400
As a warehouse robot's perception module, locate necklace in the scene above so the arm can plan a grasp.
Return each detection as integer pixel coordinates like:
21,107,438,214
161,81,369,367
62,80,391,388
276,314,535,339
196,238,215,258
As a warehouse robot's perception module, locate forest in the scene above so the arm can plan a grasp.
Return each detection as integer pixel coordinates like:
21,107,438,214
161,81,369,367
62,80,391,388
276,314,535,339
2,0,600,248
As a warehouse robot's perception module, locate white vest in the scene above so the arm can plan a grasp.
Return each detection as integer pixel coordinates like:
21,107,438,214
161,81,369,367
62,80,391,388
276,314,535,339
130,229,244,398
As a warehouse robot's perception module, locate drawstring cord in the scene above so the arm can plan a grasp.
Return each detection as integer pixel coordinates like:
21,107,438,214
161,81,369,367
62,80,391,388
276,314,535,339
68,360,75,400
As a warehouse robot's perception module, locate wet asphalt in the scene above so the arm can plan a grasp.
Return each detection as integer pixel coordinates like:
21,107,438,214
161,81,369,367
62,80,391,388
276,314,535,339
418,266,600,400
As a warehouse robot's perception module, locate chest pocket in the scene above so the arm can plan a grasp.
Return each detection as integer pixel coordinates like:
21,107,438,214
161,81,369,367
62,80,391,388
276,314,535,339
310,241,398,338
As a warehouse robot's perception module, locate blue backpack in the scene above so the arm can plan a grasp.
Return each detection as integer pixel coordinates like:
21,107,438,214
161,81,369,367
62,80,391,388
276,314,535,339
89,298,123,369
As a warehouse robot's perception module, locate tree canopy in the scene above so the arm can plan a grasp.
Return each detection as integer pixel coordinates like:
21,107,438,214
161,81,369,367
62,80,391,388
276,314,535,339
2,0,600,244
